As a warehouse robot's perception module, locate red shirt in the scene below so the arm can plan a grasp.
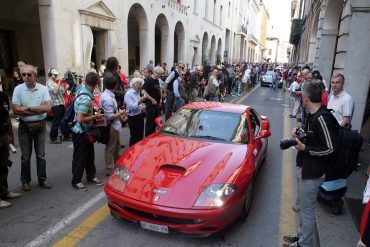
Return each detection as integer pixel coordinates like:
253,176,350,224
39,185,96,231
119,72,128,91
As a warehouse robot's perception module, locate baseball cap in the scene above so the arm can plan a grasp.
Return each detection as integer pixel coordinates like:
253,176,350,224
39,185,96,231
49,68,59,75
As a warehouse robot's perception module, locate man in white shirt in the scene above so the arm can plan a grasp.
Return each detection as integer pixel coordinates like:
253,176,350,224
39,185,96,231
288,73,301,118
328,73,354,127
318,73,354,215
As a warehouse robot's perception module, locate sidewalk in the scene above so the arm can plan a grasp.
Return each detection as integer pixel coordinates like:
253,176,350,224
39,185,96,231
315,119,370,247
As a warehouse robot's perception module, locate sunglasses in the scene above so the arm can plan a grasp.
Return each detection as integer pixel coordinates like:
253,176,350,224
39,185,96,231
179,66,185,69
21,73,33,77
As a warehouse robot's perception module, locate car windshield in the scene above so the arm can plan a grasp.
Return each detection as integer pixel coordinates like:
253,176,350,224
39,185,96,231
161,108,248,144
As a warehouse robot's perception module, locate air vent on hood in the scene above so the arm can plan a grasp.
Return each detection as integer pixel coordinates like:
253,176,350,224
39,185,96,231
160,164,186,172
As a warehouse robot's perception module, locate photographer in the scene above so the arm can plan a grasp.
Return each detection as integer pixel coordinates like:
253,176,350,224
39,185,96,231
0,91,21,208
283,82,338,247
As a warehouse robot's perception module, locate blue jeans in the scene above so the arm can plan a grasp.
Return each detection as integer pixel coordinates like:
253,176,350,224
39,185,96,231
175,97,185,111
18,120,47,183
165,91,175,121
236,80,242,95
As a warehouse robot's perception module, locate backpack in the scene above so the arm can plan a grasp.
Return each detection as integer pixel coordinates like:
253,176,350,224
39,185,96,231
325,113,363,180
60,93,91,135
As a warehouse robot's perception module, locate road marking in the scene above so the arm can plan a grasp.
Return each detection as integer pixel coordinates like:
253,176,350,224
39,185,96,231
53,204,109,247
25,191,105,247
279,92,296,244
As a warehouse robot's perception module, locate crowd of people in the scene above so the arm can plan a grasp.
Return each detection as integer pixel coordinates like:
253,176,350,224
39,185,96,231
0,57,369,247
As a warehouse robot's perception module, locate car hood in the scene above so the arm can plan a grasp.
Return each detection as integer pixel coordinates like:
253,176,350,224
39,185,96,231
117,133,248,209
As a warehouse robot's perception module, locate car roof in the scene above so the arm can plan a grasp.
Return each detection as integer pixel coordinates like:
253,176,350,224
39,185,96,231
183,101,249,114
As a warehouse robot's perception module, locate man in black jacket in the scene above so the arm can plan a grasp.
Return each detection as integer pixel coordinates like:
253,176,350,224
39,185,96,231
283,81,338,247
103,57,124,108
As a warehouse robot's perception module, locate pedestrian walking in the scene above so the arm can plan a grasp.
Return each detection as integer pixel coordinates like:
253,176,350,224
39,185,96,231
0,90,21,208
71,72,104,191
12,64,52,191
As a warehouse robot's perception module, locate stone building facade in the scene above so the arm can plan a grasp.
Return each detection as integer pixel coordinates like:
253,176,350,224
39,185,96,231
0,0,271,79
290,0,370,131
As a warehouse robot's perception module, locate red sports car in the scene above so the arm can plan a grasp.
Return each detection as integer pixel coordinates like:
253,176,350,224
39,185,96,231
105,102,271,236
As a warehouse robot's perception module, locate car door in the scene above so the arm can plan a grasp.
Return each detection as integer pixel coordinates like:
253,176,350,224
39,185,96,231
247,109,264,171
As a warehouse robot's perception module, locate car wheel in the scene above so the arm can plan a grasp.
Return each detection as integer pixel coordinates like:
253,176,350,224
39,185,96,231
240,178,254,221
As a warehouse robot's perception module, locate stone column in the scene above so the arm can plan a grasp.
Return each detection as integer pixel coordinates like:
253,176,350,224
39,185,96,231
38,0,57,76
81,25,93,75
139,17,149,70
317,29,338,83
342,0,370,130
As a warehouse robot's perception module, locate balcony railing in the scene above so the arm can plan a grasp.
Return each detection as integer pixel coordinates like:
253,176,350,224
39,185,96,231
167,0,188,16
289,18,302,45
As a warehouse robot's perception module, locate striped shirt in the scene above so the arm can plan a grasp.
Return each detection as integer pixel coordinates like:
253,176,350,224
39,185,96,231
46,79,66,106
72,86,94,133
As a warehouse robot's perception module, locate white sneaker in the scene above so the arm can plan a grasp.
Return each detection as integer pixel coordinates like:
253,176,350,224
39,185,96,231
73,182,87,191
0,200,12,208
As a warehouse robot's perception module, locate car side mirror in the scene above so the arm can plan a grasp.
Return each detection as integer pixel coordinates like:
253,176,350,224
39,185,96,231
155,117,164,129
255,130,271,141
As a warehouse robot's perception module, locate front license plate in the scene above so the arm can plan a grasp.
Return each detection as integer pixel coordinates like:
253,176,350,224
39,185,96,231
140,221,169,234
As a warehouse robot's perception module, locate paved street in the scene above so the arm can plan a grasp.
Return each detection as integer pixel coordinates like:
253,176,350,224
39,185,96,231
0,86,300,247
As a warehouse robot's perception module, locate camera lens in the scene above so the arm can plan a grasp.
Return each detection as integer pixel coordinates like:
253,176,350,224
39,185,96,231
280,138,298,150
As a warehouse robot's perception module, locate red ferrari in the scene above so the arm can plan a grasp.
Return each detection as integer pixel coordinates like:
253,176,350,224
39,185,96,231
105,102,271,236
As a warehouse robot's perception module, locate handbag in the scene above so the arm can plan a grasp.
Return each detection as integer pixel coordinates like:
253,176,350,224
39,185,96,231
25,120,45,134
97,123,110,144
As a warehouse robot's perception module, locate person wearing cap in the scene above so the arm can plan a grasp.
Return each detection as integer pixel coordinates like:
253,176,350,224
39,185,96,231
46,68,68,143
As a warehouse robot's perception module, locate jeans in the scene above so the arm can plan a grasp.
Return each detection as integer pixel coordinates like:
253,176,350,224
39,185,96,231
145,104,160,137
175,97,185,111
165,90,175,121
236,80,242,95
71,132,96,185
0,134,9,198
296,170,324,247
50,104,65,141
128,114,144,146
18,120,47,183
208,95,219,102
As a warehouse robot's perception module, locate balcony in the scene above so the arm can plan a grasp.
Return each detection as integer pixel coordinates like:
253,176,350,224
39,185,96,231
289,18,302,45
167,0,188,16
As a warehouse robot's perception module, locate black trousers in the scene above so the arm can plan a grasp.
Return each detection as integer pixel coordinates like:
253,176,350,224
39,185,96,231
145,104,160,137
71,132,96,185
128,114,144,147
0,134,9,198
50,104,65,141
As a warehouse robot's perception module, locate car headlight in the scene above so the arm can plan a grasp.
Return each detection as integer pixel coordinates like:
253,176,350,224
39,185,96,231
194,184,237,208
107,166,130,193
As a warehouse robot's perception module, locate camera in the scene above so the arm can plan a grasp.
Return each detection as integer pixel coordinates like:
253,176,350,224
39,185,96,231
6,160,12,167
280,128,307,150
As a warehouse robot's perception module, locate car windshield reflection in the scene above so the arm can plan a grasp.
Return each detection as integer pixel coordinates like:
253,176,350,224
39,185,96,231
161,108,249,144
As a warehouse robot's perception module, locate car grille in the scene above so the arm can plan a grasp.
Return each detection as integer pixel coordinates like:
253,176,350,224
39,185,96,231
118,204,201,225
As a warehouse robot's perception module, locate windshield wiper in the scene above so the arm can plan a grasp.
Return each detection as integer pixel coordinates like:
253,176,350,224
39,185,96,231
188,135,227,141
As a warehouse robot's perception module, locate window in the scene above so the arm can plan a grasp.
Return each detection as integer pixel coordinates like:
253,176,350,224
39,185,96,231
205,0,209,18
219,6,222,26
248,109,261,137
268,49,272,55
194,0,197,12
213,0,216,23
228,2,231,17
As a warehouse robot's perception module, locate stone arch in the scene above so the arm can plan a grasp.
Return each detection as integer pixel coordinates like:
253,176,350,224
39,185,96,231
174,21,185,63
210,35,216,65
155,14,169,66
217,38,222,64
127,3,148,74
202,32,209,65
307,12,319,65
317,0,344,83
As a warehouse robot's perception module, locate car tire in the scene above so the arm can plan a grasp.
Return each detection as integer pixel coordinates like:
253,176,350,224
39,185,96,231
239,177,254,221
